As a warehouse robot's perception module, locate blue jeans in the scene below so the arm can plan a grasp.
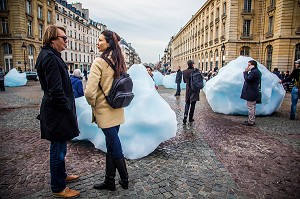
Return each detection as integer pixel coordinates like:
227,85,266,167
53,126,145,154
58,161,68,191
290,86,299,118
102,125,124,160
50,141,67,193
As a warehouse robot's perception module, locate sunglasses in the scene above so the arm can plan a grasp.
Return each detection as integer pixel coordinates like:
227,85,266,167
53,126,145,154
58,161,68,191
57,35,67,41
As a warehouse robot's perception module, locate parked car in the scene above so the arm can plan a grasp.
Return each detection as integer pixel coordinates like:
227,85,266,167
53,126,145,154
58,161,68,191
25,71,39,81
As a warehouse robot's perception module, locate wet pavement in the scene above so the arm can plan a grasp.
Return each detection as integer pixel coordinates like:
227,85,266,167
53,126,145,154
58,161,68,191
0,81,299,199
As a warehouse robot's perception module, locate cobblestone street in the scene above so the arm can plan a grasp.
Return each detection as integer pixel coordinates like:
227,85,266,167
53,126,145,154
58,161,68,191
0,81,299,199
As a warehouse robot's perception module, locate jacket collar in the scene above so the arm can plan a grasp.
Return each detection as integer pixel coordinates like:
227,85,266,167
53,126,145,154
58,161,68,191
43,44,61,57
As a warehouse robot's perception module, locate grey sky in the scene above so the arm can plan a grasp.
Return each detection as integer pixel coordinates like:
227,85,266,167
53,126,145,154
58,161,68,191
71,0,206,63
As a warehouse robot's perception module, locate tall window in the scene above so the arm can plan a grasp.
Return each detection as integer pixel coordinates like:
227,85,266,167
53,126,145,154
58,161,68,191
266,45,273,70
243,20,251,36
270,0,276,7
210,51,213,71
26,0,31,14
215,50,219,68
205,52,208,71
0,0,7,10
1,18,8,34
39,24,43,39
244,0,252,12
240,46,250,56
38,6,43,19
3,43,13,72
294,43,300,61
28,45,35,70
27,20,32,36
47,0,51,6
65,52,67,61
47,11,51,23
223,2,226,14
268,16,273,33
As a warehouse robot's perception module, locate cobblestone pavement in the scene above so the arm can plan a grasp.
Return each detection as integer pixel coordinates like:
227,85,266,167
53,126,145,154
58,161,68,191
0,82,299,199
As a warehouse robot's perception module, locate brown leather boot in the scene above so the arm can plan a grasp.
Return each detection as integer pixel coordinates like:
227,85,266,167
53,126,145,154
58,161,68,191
52,187,80,198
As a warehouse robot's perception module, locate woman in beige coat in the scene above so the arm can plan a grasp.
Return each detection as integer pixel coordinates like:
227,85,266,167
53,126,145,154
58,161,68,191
85,30,128,191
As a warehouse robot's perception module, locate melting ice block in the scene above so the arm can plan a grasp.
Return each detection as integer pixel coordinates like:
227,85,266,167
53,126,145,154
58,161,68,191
4,68,27,87
203,56,285,115
74,64,177,159
152,71,163,85
162,73,186,89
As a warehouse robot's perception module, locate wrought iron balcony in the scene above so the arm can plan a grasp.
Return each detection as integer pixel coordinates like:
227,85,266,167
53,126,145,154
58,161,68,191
267,4,276,12
265,31,273,38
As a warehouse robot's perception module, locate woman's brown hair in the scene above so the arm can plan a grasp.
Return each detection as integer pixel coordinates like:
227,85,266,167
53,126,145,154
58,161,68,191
100,30,126,78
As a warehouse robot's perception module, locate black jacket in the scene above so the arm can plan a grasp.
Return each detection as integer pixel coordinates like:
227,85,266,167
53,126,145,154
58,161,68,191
283,68,300,85
183,67,200,102
175,69,183,83
240,67,261,102
35,45,80,141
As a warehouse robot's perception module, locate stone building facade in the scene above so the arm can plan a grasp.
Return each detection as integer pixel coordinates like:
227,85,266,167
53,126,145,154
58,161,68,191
171,0,300,72
0,0,55,72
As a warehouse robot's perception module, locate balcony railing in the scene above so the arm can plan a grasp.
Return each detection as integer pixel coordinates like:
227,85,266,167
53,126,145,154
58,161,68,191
209,40,213,46
241,9,254,15
240,33,253,40
265,31,273,38
221,13,227,19
215,17,219,24
220,35,225,41
267,4,276,12
214,38,219,44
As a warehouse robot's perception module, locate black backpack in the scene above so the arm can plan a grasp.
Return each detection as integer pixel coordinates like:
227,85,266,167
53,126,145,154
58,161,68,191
189,68,204,91
99,58,134,109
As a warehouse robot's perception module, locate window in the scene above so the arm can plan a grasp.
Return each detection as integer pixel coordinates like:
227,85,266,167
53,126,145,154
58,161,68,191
47,11,51,23
26,0,31,14
266,45,273,70
244,0,252,12
210,51,213,71
28,45,34,55
38,6,43,19
65,52,67,61
57,14,59,20
223,2,226,14
0,0,7,10
4,43,12,54
71,53,73,61
28,20,32,36
240,46,250,56
47,0,51,6
39,24,43,39
270,0,276,7
295,43,300,61
243,20,251,36
1,18,8,34
215,50,219,68
268,16,273,33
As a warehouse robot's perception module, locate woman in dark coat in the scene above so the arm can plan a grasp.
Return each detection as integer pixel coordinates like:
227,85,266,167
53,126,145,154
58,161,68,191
182,60,200,124
240,60,261,126
35,25,80,198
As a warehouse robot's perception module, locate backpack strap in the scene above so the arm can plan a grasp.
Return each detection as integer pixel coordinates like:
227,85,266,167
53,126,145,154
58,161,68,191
98,56,115,97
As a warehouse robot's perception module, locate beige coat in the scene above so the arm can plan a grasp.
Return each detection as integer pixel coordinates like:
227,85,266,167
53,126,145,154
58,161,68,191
85,57,125,128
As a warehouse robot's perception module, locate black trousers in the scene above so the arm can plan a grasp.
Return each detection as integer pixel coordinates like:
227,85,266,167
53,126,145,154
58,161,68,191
184,101,196,119
175,83,181,95
0,80,5,91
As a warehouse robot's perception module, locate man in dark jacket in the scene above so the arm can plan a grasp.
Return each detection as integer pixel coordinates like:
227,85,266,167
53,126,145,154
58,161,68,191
35,25,80,198
174,66,182,96
240,60,261,126
281,59,300,120
182,60,200,124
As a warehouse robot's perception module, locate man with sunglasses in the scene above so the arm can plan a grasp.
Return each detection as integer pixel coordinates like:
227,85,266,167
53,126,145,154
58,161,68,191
35,25,80,198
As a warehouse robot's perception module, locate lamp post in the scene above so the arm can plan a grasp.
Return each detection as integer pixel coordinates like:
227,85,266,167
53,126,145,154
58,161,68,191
221,43,225,67
21,42,27,72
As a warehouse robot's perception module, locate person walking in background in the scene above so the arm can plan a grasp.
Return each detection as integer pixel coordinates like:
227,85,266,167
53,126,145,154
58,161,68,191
174,66,182,96
35,25,80,198
240,60,261,126
0,67,5,91
273,68,282,80
281,59,300,120
70,69,84,98
182,60,200,124
85,30,129,191
83,67,88,81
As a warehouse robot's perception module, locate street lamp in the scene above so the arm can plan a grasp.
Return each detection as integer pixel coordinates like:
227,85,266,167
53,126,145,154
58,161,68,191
221,43,225,67
21,42,27,72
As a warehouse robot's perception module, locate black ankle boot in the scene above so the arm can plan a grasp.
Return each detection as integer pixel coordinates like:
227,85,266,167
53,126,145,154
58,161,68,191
114,158,128,189
94,153,116,191
183,116,187,124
